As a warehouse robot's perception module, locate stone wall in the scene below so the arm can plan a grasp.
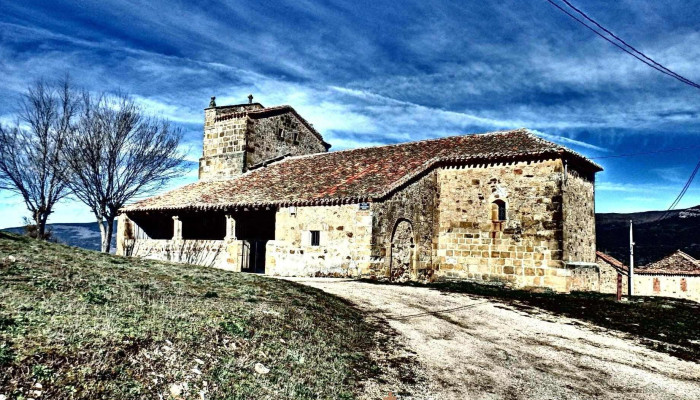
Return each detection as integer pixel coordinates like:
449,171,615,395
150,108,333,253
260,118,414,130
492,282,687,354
569,264,600,292
266,204,374,277
199,106,327,180
435,159,572,291
598,258,627,295
126,238,229,269
246,111,327,167
562,166,596,264
370,171,440,281
199,107,252,180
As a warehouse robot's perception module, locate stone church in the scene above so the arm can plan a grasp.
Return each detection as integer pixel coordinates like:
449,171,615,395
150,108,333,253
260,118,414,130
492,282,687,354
117,97,602,292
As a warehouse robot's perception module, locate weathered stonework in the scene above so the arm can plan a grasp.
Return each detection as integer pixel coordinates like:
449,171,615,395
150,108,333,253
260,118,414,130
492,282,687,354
246,112,327,168
435,160,574,291
562,167,596,264
370,171,440,281
597,256,628,295
199,103,327,180
266,204,374,277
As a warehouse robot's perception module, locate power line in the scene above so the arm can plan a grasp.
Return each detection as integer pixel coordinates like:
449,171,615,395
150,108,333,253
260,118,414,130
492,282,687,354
558,0,700,89
654,159,700,222
544,0,700,90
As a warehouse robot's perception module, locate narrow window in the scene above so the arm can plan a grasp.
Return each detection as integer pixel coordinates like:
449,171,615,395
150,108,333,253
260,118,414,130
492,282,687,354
310,230,320,246
492,200,507,221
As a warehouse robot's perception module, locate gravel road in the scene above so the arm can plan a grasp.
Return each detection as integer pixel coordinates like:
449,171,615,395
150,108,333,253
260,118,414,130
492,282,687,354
286,278,700,400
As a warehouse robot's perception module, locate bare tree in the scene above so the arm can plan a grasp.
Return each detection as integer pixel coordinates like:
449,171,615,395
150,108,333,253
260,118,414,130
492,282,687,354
63,93,186,253
0,79,77,239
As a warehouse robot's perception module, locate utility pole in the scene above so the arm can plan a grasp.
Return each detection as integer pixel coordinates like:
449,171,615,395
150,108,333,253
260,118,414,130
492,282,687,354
628,220,634,297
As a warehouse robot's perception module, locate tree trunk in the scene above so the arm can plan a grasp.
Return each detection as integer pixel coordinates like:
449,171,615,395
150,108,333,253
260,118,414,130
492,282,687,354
97,218,108,253
35,210,46,240
103,216,115,253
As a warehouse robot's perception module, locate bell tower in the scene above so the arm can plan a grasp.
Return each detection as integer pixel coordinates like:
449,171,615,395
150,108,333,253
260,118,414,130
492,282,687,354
199,95,330,181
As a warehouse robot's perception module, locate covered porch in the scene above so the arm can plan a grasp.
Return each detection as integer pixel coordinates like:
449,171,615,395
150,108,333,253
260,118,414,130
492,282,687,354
116,207,276,273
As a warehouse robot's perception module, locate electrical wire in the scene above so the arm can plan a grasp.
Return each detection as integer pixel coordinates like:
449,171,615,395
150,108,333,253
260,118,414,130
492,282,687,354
558,0,700,88
653,159,700,222
544,0,700,90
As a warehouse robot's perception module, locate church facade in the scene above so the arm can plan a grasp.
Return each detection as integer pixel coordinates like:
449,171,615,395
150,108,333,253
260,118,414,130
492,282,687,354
116,98,602,292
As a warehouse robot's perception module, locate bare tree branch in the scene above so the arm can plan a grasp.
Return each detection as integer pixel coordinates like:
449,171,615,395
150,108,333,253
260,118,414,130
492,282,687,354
63,92,186,252
0,78,76,239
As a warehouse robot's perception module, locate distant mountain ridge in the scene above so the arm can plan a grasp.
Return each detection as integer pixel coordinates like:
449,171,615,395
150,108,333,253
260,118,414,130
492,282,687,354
596,205,700,266
2,222,116,252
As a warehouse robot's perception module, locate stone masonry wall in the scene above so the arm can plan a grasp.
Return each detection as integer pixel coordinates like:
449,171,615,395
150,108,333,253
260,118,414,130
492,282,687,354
246,111,327,168
127,238,229,269
598,258,628,294
266,204,373,277
569,264,600,292
199,107,253,180
562,167,596,264
435,159,573,291
370,171,440,281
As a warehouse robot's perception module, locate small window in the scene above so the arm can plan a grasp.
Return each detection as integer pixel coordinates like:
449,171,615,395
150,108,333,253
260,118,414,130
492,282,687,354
310,230,320,246
492,200,507,221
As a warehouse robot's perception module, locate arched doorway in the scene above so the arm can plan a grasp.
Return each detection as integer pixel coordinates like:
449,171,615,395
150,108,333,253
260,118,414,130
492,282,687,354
390,219,414,282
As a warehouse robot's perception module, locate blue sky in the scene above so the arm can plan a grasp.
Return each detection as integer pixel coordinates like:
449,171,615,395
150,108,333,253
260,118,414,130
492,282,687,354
0,0,699,228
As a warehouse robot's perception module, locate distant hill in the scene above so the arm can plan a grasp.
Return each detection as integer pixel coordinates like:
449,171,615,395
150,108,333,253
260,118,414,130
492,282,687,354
2,221,116,252
596,205,700,266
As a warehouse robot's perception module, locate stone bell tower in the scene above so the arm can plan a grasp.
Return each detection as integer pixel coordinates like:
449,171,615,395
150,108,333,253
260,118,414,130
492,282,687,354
199,95,330,181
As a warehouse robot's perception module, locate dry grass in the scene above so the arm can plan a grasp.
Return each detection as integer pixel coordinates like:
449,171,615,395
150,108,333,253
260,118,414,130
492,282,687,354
0,232,381,399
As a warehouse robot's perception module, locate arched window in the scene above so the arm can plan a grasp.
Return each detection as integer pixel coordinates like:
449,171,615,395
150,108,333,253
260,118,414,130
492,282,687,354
491,200,506,221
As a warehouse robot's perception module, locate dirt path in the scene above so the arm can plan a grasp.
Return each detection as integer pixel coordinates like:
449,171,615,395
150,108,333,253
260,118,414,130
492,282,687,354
285,278,700,400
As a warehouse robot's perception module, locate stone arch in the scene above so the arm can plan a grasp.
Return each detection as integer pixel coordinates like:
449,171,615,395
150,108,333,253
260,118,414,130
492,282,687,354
390,219,415,282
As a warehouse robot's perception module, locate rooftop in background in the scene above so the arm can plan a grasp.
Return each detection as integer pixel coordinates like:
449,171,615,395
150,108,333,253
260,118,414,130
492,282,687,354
637,250,700,276
597,250,700,276
122,129,601,212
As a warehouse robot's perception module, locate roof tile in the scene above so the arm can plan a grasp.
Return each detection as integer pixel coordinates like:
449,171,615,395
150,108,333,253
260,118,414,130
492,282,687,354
123,129,601,212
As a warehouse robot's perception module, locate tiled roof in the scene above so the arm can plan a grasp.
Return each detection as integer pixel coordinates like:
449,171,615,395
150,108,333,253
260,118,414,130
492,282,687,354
637,250,700,276
596,251,629,274
597,250,700,276
122,129,602,212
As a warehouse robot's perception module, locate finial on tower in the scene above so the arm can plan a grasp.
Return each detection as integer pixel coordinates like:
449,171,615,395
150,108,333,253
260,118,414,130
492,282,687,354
209,96,216,108
248,94,254,104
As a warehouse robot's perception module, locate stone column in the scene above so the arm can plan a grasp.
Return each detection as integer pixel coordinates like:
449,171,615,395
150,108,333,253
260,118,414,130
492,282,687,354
172,216,183,240
225,214,237,240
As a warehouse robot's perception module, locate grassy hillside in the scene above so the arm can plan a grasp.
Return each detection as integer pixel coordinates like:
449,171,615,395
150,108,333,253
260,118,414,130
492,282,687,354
0,232,379,399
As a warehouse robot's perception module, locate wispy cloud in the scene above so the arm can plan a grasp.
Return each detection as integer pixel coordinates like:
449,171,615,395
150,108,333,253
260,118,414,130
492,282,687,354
0,0,699,227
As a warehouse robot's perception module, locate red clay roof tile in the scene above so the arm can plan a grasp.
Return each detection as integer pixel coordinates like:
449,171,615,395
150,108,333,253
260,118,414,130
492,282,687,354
122,129,601,212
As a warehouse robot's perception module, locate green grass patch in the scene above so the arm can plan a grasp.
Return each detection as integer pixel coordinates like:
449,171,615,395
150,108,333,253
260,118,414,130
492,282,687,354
360,278,700,362
0,232,379,399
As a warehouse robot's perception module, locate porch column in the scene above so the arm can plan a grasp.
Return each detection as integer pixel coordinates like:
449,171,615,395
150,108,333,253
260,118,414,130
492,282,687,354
172,215,183,240
225,214,237,240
